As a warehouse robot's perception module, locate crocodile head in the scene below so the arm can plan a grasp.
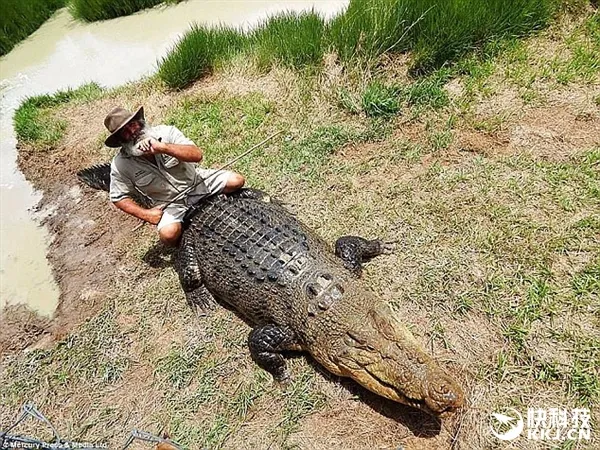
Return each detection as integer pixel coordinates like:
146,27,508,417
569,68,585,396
316,302,464,416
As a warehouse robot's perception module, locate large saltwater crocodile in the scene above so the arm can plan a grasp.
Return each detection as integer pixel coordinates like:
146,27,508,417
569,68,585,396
78,165,465,416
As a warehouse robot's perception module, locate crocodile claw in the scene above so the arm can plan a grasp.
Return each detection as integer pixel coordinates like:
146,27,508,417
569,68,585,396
185,286,217,317
274,371,292,387
380,241,396,255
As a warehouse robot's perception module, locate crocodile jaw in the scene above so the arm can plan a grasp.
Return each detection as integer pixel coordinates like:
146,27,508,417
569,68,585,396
319,303,464,416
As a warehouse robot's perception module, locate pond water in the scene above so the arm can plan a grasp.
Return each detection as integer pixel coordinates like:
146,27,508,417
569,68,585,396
0,0,347,317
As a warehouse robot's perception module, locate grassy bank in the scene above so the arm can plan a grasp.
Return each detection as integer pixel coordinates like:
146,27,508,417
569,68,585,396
0,0,65,56
328,0,559,71
5,6,599,448
158,0,567,89
69,0,183,22
13,83,104,149
0,0,187,56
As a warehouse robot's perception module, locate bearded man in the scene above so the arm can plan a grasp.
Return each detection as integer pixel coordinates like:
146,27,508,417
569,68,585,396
104,106,245,246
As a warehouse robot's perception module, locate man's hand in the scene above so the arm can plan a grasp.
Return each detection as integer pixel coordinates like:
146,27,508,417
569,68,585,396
138,138,202,162
143,206,164,225
114,198,165,225
137,137,167,154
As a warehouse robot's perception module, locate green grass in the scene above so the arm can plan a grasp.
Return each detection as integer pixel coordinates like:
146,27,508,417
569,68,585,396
274,369,326,440
400,70,451,108
157,24,246,89
339,71,451,118
165,93,274,163
277,125,358,183
5,6,600,447
327,0,559,72
158,0,563,89
251,11,326,71
568,359,600,406
13,82,103,147
361,81,401,117
407,0,559,73
0,0,65,56
166,92,368,187
1,306,130,408
154,342,208,389
495,11,600,91
554,12,600,84
69,0,183,22
328,0,411,62
572,257,600,297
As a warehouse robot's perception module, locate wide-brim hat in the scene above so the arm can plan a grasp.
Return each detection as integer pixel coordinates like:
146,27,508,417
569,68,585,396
104,106,144,148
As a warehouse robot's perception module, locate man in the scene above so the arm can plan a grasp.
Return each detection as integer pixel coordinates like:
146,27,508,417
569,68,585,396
104,106,245,246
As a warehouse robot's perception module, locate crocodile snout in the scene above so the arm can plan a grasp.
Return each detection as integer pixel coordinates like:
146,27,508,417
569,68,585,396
423,371,464,416
327,303,465,417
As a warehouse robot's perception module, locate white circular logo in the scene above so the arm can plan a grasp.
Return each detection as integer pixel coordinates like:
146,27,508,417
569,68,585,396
490,408,524,441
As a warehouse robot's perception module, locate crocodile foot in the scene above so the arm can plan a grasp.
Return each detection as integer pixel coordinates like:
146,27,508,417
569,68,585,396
275,370,292,387
248,324,300,382
334,236,395,275
380,241,396,254
187,286,217,317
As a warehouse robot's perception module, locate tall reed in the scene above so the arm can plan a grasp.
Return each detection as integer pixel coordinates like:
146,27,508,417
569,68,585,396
328,0,559,72
0,0,65,56
408,0,559,72
251,11,326,71
69,0,182,22
327,0,411,62
158,0,563,88
157,24,246,89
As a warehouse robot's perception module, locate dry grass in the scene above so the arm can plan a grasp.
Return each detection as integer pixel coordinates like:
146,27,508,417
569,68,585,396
2,7,599,450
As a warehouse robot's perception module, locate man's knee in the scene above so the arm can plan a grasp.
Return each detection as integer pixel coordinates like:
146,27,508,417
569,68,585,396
158,222,182,247
223,172,245,193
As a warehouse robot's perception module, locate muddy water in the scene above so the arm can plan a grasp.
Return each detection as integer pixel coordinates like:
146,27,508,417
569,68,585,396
0,1,347,317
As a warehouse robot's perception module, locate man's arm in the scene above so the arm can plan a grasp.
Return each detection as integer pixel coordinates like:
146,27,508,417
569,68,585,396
138,138,202,162
110,160,163,224
113,198,163,224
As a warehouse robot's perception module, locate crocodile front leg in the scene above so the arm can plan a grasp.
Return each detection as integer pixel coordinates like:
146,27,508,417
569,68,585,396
175,232,215,315
248,324,301,382
334,236,394,275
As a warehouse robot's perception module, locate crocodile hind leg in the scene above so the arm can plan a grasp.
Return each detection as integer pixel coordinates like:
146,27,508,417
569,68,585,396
334,236,395,275
248,324,301,382
175,232,216,315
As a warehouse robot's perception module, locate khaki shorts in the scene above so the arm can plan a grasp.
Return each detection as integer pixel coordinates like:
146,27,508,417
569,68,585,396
157,168,233,231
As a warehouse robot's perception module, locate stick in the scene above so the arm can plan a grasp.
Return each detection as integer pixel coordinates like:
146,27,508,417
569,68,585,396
163,130,282,209
131,131,283,232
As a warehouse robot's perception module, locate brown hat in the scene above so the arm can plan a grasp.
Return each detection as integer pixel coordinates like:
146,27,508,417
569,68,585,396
104,106,144,148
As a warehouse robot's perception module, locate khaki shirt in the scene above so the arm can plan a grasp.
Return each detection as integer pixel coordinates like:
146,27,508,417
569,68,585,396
109,125,208,206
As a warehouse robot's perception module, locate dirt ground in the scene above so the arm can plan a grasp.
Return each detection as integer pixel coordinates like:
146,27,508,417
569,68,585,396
1,10,599,450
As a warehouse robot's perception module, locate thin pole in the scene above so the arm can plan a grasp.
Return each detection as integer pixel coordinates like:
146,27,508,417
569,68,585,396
161,130,282,209
131,130,283,231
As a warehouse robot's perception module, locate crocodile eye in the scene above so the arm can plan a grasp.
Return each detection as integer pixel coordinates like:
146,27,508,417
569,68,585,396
330,284,344,299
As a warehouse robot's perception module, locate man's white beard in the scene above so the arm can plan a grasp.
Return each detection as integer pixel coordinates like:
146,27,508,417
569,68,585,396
121,124,150,157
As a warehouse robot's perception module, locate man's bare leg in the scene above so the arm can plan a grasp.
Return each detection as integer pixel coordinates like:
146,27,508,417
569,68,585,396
159,222,183,247
159,173,244,246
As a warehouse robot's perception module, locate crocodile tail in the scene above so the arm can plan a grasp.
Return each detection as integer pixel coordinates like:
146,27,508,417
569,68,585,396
77,163,111,192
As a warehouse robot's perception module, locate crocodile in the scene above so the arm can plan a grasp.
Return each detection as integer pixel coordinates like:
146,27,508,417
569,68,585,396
78,165,465,417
